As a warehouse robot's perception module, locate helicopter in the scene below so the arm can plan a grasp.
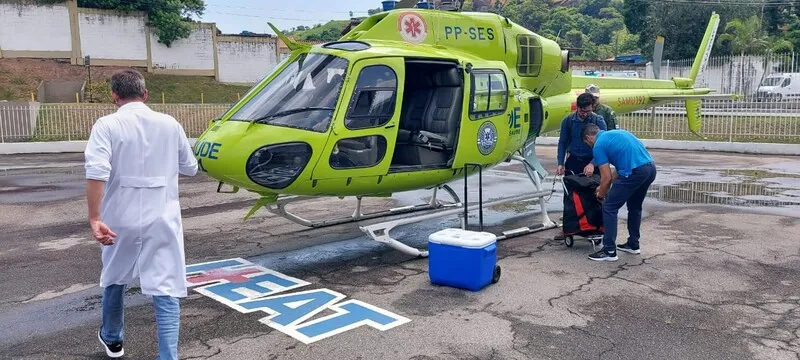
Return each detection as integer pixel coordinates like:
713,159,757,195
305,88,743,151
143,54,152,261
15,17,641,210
193,0,730,256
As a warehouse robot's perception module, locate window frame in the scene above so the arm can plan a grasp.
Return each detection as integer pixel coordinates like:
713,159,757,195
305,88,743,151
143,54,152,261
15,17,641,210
344,64,399,130
469,68,509,120
517,34,542,77
328,135,388,170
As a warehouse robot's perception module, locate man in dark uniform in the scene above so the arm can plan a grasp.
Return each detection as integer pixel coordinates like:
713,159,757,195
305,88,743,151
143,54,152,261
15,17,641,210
585,84,618,130
554,92,607,241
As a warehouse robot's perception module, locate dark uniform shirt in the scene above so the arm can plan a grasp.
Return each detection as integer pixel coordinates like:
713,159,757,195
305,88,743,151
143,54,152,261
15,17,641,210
594,103,617,130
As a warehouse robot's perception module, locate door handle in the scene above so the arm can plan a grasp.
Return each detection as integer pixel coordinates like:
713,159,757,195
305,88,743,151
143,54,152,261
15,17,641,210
385,124,396,129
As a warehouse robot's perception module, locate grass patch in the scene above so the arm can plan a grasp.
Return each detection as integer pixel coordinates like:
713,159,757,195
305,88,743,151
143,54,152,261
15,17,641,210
83,74,252,105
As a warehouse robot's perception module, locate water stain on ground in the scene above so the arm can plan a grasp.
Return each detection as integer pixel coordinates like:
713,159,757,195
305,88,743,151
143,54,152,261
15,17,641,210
392,288,478,317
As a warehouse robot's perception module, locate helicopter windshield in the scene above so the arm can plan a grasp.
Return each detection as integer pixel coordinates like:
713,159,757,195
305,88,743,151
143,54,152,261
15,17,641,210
761,76,784,87
228,53,348,133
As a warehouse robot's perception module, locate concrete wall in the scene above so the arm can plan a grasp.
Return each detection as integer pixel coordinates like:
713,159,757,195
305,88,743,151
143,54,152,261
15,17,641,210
0,2,72,58
37,81,85,103
77,8,149,66
0,0,280,84
217,36,278,84
151,23,216,76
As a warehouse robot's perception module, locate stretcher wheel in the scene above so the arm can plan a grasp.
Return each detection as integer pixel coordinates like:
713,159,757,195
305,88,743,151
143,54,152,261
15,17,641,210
492,265,501,283
565,236,574,248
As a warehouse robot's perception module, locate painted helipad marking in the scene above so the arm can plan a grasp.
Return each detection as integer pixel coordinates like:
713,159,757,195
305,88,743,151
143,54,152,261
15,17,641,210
185,258,411,344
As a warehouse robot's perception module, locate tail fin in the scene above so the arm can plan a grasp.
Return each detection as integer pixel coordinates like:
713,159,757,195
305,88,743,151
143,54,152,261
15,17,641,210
685,99,706,139
688,12,720,85
683,13,720,139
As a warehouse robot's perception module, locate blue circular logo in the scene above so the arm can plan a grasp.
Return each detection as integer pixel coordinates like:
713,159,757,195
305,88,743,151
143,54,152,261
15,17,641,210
477,121,498,155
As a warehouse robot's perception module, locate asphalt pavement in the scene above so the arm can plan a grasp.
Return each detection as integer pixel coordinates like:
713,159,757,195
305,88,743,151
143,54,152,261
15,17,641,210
1,146,799,360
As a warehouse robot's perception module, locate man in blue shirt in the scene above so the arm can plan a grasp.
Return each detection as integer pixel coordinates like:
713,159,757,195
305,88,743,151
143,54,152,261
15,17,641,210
582,123,657,262
554,93,607,241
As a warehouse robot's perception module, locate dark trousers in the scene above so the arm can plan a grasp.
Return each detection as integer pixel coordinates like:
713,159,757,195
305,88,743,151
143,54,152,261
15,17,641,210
601,162,657,253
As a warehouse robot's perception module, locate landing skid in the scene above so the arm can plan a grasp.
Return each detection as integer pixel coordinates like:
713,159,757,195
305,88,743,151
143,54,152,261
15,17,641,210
359,155,560,257
265,185,462,228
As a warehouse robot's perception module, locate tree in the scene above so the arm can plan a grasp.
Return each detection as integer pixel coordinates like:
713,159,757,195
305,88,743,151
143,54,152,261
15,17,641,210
623,0,758,60
76,0,205,47
718,15,769,56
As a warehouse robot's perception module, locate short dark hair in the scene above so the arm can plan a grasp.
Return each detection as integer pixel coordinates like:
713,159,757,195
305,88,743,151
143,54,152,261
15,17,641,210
582,123,601,139
111,69,146,100
577,93,595,109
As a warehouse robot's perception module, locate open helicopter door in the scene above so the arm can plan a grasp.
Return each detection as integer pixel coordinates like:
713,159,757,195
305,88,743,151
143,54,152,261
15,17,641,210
310,57,404,186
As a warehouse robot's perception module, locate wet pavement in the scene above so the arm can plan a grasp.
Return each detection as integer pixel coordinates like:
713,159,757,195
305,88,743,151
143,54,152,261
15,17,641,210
0,146,799,360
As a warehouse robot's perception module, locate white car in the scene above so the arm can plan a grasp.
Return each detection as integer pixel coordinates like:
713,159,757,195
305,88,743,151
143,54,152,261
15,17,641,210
756,73,800,101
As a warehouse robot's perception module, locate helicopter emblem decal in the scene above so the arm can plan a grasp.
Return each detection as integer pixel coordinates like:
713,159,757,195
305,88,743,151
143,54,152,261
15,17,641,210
398,12,427,44
477,121,498,155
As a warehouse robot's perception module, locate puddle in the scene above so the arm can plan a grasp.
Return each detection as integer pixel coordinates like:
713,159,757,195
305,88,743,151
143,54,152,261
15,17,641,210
721,169,800,180
648,181,800,207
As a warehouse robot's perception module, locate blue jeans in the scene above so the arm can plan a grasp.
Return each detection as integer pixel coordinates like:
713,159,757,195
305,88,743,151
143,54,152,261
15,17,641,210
100,284,180,360
601,162,657,254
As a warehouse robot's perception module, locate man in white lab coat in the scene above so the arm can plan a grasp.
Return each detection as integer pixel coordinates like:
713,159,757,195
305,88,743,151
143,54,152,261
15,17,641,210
85,69,198,359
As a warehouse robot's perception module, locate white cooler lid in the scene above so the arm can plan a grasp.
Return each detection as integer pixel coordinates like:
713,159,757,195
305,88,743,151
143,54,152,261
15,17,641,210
428,228,497,249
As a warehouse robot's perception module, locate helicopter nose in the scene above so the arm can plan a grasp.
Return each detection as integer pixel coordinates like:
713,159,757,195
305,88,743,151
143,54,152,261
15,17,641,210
195,123,316,192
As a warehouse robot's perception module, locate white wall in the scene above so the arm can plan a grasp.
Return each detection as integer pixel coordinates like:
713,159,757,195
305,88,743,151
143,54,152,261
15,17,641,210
0,3,72,52
150,25,215,71
217,39,278,83
78,11,147,61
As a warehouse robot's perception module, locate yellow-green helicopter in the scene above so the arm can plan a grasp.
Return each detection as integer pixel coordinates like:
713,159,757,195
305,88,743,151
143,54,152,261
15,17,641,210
193,0,728,256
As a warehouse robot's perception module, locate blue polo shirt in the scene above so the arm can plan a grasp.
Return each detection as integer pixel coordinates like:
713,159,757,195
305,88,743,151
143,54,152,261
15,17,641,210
592,129,654,177
557,112,607,165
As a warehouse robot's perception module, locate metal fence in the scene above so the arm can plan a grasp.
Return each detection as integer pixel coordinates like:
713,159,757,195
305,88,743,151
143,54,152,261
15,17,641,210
0,103,231,142
0,100,799,144
646,51,800,99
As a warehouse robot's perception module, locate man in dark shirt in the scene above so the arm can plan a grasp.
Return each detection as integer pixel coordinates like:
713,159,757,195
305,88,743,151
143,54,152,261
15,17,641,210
585,84,618,130
554,92,607,241
556,92,608,177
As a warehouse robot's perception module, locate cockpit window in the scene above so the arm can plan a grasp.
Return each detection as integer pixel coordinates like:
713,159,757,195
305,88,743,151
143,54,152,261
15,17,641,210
227,53,348,133
345,65,398,130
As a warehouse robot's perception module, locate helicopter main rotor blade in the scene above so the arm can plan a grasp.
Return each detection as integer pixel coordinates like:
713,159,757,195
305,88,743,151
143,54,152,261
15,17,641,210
652,36,664,79
394,0,419,9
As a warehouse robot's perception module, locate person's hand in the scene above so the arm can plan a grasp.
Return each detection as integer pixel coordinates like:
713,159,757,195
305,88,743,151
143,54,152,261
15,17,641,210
595,187,607,201
583,163,594,177
556,165,565,176
90,219,117,246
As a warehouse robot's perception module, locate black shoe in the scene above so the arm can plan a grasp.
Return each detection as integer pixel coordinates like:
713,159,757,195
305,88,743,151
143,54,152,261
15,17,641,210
588,250,618,262
617,243,641,255
98,330,124,358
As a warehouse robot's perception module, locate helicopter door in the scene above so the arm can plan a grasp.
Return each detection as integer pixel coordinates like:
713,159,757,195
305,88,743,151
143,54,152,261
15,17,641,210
311,57,403,181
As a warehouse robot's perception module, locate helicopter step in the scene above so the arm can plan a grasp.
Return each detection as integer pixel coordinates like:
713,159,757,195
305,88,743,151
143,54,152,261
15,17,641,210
359,155,559,257
264,185,462,228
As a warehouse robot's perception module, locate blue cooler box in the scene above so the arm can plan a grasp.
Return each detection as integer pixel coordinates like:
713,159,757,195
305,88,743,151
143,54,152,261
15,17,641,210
428,228,499,291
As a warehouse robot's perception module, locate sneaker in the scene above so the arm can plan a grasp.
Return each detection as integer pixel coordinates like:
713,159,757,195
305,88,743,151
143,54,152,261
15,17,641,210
588,250,618,262
98,330,124,358
617,243,641,254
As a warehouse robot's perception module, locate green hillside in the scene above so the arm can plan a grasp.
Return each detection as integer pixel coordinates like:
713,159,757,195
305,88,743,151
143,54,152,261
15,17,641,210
286,20,350,42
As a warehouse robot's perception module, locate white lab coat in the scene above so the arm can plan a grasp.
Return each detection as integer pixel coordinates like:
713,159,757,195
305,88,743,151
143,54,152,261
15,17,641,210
84,102,198,298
